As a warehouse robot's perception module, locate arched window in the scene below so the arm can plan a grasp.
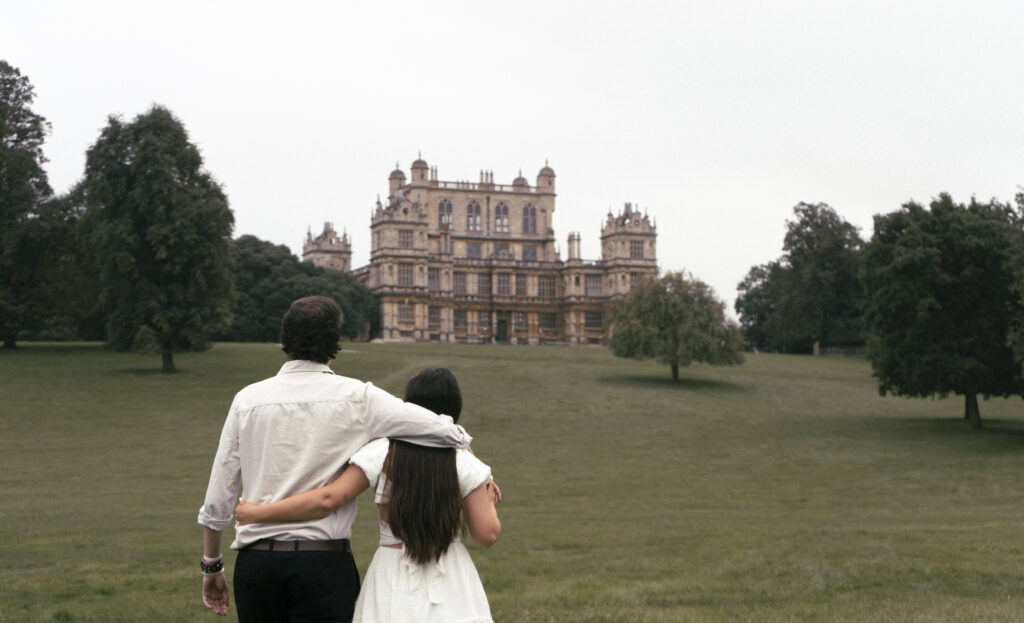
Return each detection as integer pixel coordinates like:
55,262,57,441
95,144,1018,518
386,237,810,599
438,199,452,229
522,203,537,234
467,201,481,231
495,202,509,233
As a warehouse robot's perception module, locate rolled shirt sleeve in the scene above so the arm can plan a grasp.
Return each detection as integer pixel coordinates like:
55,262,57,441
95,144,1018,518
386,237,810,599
361,382,472,448
349,438,391,490
197,402,242,531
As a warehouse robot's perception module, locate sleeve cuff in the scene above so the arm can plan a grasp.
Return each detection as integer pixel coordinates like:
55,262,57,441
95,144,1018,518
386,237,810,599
197,507,233,532
455,424,472,448
350,438,390,488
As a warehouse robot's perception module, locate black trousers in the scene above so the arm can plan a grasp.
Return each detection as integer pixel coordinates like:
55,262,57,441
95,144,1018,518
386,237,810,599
233,549,361,623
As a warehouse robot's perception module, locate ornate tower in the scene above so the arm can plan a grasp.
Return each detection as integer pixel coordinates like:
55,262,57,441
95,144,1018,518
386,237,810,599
600,203,658,296
302,222,352,272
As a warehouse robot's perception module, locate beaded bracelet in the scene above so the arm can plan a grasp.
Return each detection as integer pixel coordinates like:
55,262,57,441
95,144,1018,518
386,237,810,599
201,556,224,575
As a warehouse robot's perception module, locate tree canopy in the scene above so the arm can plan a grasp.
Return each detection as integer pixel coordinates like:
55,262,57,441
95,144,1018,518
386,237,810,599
3,191,105,342
610,271,743,381
0,60,53,348
80,105,235,372
734,260,785,352
219,235,378,343
860,193,1024,428
735,202,865,352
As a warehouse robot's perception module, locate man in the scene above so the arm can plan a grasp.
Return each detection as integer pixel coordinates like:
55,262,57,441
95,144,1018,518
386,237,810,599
197,296,472,621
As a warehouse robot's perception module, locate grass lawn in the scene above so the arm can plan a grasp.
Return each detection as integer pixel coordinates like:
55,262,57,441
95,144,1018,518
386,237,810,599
1,342,1022,622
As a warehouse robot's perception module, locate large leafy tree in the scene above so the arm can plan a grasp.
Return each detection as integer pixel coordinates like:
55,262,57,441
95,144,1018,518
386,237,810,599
80,106,234,372
0,60,53,348
735,203,865,352
734,260,785,352
610,271,743,381
860,193,1024,428
780,202,866,350
219,235,378,342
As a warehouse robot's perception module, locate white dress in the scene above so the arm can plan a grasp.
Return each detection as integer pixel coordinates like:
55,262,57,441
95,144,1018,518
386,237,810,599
349,438,494,623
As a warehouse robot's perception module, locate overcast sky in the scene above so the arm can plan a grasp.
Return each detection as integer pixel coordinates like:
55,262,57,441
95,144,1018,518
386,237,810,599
6,1,1023,311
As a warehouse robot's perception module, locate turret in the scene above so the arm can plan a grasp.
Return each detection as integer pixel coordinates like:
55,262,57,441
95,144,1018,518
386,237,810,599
536,160,555,193
410,152,429,185
388,163,406,195
303,222,352,272
601,202,657,263
512,169,529,188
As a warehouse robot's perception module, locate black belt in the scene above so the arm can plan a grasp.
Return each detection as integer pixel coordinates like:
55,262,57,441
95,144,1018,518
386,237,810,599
244,539,351,553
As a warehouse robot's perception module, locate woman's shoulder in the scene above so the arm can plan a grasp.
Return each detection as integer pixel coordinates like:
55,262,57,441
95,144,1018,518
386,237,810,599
456,447,487,467
455,448,491,497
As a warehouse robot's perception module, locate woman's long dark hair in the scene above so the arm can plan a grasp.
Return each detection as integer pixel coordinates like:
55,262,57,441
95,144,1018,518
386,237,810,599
383,367,464,565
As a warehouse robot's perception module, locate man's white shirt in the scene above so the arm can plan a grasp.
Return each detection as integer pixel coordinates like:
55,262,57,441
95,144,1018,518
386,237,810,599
198,360,471,549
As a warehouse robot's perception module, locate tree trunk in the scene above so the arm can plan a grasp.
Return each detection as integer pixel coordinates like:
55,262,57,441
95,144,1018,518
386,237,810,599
964,392,983,429
671,361,679,382
813,340,820,356
161,351,176,373
2,332,15,349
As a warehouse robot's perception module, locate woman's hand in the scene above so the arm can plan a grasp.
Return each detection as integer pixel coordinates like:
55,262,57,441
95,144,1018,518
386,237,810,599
487,480,502,503
235,501,258,525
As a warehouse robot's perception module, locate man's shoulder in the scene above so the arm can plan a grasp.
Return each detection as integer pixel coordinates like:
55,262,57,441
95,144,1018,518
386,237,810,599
234,373,282,395
231,369,370,409
228,375,277,408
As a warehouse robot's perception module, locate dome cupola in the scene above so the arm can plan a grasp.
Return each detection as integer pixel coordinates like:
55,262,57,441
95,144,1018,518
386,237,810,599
536,159,555,192
410,152,429,183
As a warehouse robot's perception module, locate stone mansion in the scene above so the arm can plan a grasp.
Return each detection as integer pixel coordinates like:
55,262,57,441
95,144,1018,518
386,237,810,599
303,156,657,345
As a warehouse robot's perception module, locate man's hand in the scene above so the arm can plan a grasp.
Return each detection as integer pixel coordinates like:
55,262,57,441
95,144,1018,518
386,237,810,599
202,572,229,616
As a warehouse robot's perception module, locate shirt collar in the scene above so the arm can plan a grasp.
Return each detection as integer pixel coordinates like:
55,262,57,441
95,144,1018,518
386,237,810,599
278,360,335,375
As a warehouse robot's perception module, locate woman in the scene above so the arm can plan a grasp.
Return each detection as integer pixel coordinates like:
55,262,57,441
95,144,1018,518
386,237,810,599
235,367,501,623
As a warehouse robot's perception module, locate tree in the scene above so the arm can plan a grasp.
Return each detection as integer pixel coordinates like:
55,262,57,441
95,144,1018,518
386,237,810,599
4,191,104,341
779,203,866,351
80,106,234,372
734,203,865,353
1007,190,1024,370
860,193,1024,428
734,260,785,352
218,235,378,342
0,60,53,348
610,271,743,381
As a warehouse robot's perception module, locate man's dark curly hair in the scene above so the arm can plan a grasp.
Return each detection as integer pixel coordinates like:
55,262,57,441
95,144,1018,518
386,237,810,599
280,296,343,363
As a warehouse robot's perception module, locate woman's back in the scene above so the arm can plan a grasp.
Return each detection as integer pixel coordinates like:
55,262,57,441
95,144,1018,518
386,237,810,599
350,438,497,623
350,439,493,547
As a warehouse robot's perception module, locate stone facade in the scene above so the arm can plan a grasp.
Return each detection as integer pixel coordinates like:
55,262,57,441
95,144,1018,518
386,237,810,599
303,156,657,345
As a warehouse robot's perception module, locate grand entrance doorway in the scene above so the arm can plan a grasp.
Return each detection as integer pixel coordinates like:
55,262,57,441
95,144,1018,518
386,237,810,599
495,311,510,343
